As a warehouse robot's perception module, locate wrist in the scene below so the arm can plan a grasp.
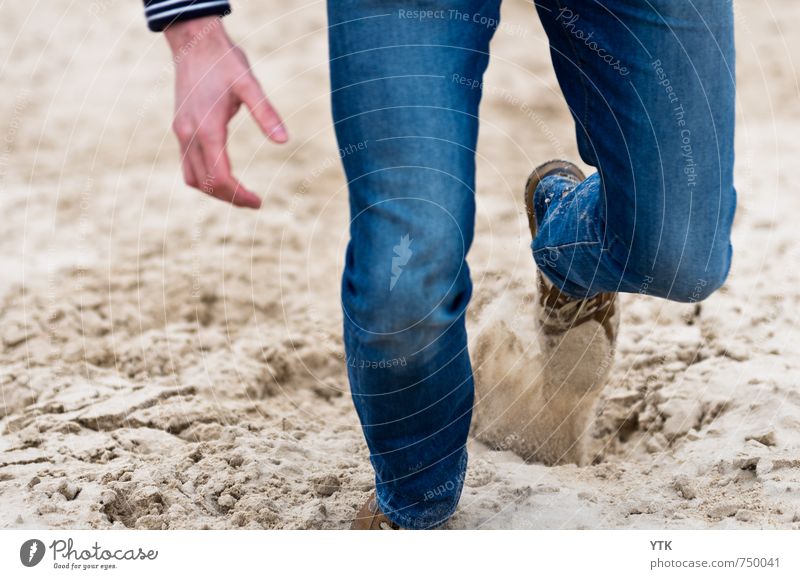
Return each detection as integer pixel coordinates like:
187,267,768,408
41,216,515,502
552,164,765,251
164,16,230,54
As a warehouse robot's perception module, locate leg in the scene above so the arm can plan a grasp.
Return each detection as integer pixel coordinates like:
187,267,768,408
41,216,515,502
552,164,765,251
533,0,736,301
327,0,500,529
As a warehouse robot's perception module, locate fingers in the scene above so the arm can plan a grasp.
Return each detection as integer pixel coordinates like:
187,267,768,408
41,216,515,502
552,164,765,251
186,142,208,194
179,140,198,189
198,133,262,208
174,119,262,209
234,75,288,144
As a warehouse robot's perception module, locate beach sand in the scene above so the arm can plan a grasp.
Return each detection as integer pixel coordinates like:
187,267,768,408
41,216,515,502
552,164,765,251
1,0,799,529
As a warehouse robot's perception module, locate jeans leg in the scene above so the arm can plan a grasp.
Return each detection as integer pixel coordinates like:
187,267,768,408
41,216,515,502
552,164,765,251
327,0,500,529
533,0,736,302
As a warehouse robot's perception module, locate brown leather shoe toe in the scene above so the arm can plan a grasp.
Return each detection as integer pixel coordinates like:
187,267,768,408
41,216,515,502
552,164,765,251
350,492,402,530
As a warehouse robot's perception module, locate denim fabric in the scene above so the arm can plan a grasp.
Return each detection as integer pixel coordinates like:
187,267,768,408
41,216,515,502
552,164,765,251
327,0,736,528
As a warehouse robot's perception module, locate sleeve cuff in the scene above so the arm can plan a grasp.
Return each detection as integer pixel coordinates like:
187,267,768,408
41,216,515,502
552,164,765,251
143,0,232,32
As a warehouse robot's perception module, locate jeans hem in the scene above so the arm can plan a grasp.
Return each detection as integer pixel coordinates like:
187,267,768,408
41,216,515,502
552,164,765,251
375,451,468,530
532,242,605,300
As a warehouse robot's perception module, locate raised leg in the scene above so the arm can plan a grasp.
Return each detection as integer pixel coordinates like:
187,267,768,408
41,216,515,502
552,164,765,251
533,0,736,301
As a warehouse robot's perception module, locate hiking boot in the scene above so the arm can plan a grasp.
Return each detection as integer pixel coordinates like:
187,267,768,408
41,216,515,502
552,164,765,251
524,160,619,343
350,492,402,530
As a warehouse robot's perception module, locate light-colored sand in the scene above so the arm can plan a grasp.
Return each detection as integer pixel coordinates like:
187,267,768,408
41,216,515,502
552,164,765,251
1,1,799,529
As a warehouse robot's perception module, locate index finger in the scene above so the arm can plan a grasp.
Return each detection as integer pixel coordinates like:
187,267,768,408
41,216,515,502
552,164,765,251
234,75,288,144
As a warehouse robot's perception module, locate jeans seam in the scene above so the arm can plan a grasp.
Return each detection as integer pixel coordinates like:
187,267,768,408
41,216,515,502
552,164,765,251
534,239,603,252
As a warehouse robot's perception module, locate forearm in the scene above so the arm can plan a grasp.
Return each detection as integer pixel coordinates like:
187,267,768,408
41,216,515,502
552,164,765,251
142,0,231,33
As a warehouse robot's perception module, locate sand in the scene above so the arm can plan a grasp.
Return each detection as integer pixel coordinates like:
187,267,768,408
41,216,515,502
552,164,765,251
1,0,800,529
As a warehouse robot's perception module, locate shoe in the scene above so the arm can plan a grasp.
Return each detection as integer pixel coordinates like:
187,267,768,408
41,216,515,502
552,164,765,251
350,492,402,530
524,160,618,343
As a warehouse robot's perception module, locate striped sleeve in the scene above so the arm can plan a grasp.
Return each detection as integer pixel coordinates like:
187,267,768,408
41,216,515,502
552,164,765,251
142,0,232,32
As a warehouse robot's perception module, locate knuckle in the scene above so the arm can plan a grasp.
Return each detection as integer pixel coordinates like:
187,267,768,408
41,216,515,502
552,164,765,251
236,79,264,104
232,74,253,92
172,118,195,141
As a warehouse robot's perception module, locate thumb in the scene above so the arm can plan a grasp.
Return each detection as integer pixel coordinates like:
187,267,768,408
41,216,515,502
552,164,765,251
234,74,288,143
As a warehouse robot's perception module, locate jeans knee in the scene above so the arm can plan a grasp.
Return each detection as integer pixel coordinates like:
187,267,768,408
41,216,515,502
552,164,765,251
641,243,731,303
342,237,471,354
670,270,726,303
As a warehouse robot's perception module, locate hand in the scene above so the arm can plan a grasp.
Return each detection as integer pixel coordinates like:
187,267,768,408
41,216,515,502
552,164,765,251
165,17,288,208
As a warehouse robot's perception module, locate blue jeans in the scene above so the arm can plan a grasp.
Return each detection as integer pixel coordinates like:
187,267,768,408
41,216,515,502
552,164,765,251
327,0,735,529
